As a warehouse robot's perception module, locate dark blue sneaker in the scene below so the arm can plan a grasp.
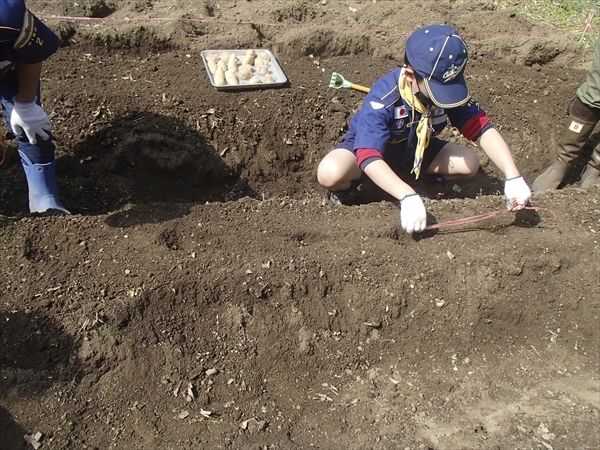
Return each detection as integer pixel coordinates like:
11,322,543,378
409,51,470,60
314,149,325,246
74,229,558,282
328,187,358,205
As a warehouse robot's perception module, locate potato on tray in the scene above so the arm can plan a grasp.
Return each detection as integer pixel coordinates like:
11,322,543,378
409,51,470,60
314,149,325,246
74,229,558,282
201,49,287,90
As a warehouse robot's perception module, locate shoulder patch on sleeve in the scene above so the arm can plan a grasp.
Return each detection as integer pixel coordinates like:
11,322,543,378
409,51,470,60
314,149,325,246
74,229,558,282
13,9,35,50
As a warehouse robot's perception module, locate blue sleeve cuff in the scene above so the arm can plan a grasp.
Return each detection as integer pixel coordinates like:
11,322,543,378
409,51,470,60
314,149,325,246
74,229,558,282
359,155,382,171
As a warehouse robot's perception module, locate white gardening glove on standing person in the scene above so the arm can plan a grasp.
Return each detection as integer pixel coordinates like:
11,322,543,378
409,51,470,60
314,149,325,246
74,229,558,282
400,193,427,234
10,97,52,145
504,176,531,211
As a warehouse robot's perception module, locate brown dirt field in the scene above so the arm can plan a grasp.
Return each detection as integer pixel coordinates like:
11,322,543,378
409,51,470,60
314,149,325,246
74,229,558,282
1,1,599,449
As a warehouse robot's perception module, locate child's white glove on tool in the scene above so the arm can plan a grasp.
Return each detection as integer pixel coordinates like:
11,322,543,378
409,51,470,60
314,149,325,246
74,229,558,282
400,193,427,234
504,176,531,211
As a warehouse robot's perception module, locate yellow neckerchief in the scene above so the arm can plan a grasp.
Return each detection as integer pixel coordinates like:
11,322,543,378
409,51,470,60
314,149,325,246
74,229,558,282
399,70,432,179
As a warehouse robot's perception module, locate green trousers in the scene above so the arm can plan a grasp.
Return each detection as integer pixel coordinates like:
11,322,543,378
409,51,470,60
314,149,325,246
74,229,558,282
577,34,600,110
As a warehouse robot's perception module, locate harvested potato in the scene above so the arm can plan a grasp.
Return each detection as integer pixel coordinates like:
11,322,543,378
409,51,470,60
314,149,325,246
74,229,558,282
254,56,269,67
225,70,239,85
217,60,227,72
205,53,219,62
256,66,269,76
238,65,253,80
214,67,226,86
227,55,239,73
207,59,218,75
239,63,253,73
248,76,262,84
242,49,256,65
220,51,232,62
257,51,271,62
264,74,274,83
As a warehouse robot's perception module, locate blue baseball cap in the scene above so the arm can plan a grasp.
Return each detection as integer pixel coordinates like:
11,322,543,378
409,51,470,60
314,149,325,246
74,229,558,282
406,24,470,108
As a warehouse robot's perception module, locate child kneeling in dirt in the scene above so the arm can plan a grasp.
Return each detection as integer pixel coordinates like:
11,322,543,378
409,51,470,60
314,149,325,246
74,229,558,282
0,0,69,214
317,24,531,234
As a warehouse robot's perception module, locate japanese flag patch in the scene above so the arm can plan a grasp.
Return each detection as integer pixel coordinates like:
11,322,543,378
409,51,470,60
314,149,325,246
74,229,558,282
394,106,408,119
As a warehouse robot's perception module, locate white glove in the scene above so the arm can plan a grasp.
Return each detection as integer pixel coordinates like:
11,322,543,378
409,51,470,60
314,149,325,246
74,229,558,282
400,193,427,234
10,97,52,145
504,176,531,211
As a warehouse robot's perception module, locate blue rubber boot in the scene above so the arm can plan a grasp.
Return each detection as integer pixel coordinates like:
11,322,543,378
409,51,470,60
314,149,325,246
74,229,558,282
19,150,70,214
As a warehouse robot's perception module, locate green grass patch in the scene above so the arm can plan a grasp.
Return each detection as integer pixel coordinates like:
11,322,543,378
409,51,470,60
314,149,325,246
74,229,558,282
494,0,598,49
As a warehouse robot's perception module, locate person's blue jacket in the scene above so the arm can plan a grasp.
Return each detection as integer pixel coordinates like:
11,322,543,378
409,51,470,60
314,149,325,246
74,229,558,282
0,0,59,81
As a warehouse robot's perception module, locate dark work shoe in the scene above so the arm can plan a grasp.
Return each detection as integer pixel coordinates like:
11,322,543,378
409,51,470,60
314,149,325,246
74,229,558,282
413,174,448,199
328,187,358,205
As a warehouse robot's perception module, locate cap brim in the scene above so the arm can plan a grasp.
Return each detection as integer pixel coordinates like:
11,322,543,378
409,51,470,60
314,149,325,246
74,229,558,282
423,73,470,108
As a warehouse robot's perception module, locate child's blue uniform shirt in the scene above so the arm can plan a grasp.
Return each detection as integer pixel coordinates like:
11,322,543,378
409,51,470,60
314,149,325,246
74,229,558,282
346,67,493,171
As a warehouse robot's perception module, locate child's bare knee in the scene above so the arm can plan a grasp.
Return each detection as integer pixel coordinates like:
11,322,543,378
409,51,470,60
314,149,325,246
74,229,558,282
465,153,480,176
317,160,339,188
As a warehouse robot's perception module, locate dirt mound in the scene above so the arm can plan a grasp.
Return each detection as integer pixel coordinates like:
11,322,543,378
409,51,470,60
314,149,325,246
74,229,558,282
1,1,598,449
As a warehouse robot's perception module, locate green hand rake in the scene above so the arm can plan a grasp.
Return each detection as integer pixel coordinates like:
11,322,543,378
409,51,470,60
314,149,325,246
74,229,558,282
329,72,370,93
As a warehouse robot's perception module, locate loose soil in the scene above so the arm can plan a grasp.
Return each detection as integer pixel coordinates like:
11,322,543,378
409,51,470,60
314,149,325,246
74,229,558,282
1,1,599,449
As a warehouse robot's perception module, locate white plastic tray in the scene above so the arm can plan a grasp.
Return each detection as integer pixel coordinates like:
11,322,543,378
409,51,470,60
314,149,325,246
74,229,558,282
201,49,288,90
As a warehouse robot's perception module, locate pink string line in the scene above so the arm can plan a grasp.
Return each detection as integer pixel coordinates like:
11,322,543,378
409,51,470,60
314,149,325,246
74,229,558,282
37,14,591,37
424,206,558,230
